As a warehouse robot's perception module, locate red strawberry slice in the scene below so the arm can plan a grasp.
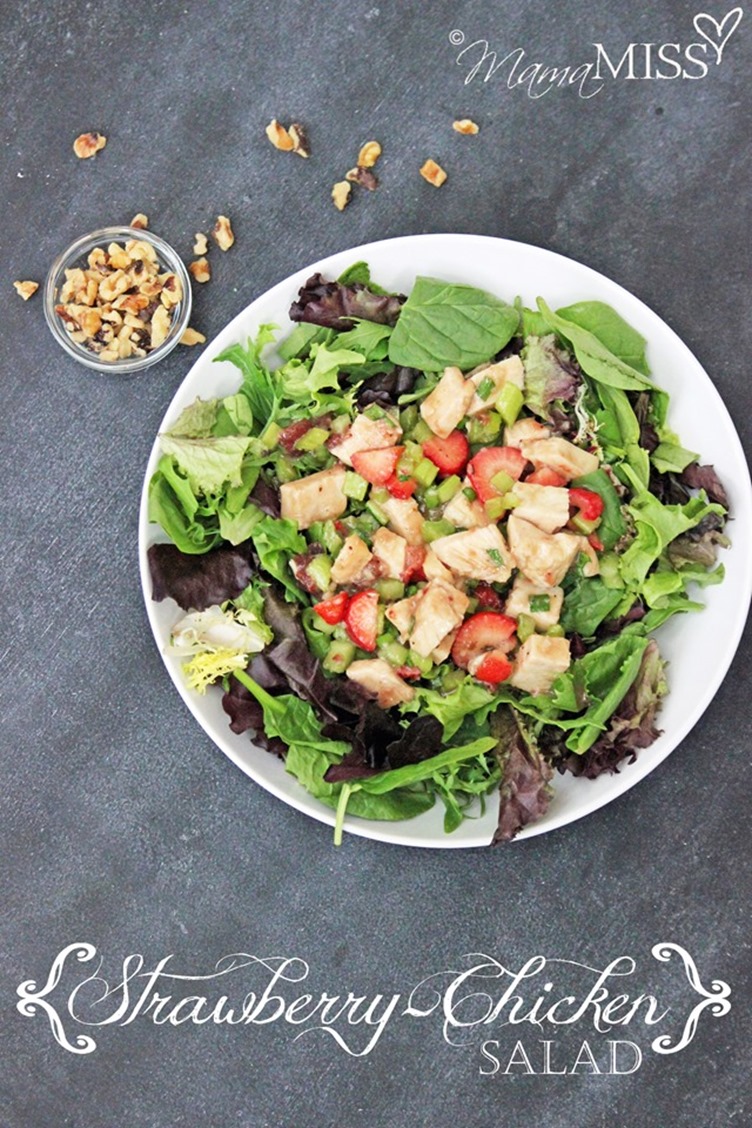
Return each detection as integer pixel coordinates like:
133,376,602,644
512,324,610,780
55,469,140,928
569,487,604,522
344,590,379,652
423,430,470,476
313,591,349,625
525,466,567,487
385,474,417,499
401,545,426,583
451,612,517,670
469,650,514,685
351,446,404,486
473,582,505,612
467,446,527,502
396,665,422,681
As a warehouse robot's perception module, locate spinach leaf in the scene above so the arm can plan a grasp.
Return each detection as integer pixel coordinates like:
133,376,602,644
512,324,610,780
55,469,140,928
336,319,393,360
337,261,389,294
388,277,519,371
560,574,624,637
537,299,654,391
555,301,650,375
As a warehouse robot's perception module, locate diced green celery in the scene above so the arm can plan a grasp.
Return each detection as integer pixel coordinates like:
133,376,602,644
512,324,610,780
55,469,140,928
466,596,479,614
476,376,495,401
422,518,456,543
546,624,565,638
441,666,466,692
332,623,349,641
330,413,351,434
414,458,439,487
463,486,477,502
484,497,506,521
275,457,297,483
599,552,624,589
570,514,600,535
354,512,381,537
400,405,419,432
370,486,390,505
517,614,536,643
365,499,388,525
375,578,406,601
260,421,281,450
423,486,441,509
379,640,409,667
364,403,386,421
467,413,502,445
295,426,330,451
306,554,332,592
436,475,462,503
490,469,514,494
496,382,524,426
343,471,369,500
410,419,433,444
303,606,337,637
323,639,356,673
407,650,434,677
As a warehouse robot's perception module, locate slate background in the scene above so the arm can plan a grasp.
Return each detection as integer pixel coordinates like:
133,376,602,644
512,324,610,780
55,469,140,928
2,2,750,1125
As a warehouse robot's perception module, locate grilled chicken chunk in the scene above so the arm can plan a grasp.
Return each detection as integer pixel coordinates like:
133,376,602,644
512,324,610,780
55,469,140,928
430,524,515,583
346,658,416,707
279,465,348,528
420,366,476,439
506,514,582,587
509,634,571,695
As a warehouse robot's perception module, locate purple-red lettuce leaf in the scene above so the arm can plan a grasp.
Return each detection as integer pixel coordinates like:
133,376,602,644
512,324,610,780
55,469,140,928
148,542,254,611
289,272,405,331
491,706,554,844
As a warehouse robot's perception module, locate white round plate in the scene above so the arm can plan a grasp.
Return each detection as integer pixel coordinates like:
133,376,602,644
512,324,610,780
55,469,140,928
139,234,752,848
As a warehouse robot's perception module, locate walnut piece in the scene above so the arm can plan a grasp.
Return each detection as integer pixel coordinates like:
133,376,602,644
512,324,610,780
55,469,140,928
73,131,107,159
288,122,310,158
346,166,379,191
13,280,39,301
452,119,479,135
180,327,206,346
357,141,382,169
265,119,294,151
331,181,352,211
211,215,234,251
130,213,149,229
420,159,448,187
189,257,211,283
193,232,208,256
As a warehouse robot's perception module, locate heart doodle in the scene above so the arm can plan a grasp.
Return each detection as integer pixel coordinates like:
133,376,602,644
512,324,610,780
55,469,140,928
693,7,744,63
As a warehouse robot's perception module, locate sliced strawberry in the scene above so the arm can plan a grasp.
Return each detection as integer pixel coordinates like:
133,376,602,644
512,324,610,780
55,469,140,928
451,611,517,670
525,466,567,487
467,446,527,502
588,532,604,552
385,474,417,499
279,416,329,455
473,582,505,612
313,591,349,625
569,487,604,522
469,650,514,685
396,665,422,681
351,445,404,486
344,590,379,652
401,545,426,583
423,430,470,476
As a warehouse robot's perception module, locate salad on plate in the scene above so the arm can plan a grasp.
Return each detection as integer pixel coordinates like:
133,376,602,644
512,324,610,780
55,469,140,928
145,261,730,844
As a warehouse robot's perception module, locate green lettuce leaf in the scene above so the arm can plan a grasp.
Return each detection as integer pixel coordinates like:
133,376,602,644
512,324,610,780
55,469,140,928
250,516,307,602
158,434,251,496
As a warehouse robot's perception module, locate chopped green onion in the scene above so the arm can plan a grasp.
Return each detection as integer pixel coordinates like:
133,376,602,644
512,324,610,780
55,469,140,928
529,594,551,613
463,486,477,502
486,547,504,566
476,376,495,401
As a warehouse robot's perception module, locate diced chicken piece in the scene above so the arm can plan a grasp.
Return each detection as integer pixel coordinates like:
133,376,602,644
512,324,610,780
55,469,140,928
507,514,582,588
430,525,514,583
520,436,599,481
509,635,571,695
423,547,455,583
329,412,402,467
385,594,419,643
509,481,570,534
442,485,489,529
431,629,458,664
504,417,551,447
382,495,425,545
504,575,564,631
330,534,372,585
279,465,348,528
371,527,407,579
466,356,525,416
420,366,476,439
409,579,469,658
346,658,416,708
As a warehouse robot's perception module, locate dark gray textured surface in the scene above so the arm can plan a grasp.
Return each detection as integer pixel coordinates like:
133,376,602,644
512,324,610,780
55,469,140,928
2,2,750,1125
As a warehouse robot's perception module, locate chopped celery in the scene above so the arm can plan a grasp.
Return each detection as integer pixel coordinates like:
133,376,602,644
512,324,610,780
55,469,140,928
414,457,439,487
436,475,462,503
260,421,281,450
490,469,514,494
570,514,600,535
364,403,386,421
467,412,501,445
306,554,332,592
275,457,297,484
496,382,524,426
295,426,330,451
410,419,433,444
365,499,388,525
379,639,409,667
375,578,406,601
517,613,536,643
546,624,565,637
400,405,419,432
407,650,434,677
422,518,455,543
440,666,466,692
330,413,351,434
423,486,441,509
343,471,369,500
323,639,356,673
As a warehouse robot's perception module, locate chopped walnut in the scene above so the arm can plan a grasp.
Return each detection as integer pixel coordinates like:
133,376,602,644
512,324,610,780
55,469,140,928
193,232,208,255
180,327,206,346
452,119,479,135
130,213,149,229
420,159,448,187
357,141,382,169
13,280,39,301
150,305,171,349
265,119,294,151
346,167,379,191
288,122,310,158
331,181,352,211
73,131,107,159
189,257,211,283
211,215,235,251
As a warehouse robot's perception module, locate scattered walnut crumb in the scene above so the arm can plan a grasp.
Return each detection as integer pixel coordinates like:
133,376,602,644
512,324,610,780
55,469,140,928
288,122,310,158
180,327,206,346
53,239,183,360
346,166,378,191
193,232,208,256
331,181,352,211
189,257,211,283
13,280,39,301
357,141,382,169
452,119,479,135
420,159,447,187
73,131,107,159
211,215,235,251
265,119,294,151
130,213,149,229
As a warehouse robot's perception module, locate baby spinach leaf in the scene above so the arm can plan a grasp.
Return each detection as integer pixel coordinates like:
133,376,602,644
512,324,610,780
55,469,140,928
537,299,654,391
555,301,650,375
560,574,624,637
388,277,520,371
